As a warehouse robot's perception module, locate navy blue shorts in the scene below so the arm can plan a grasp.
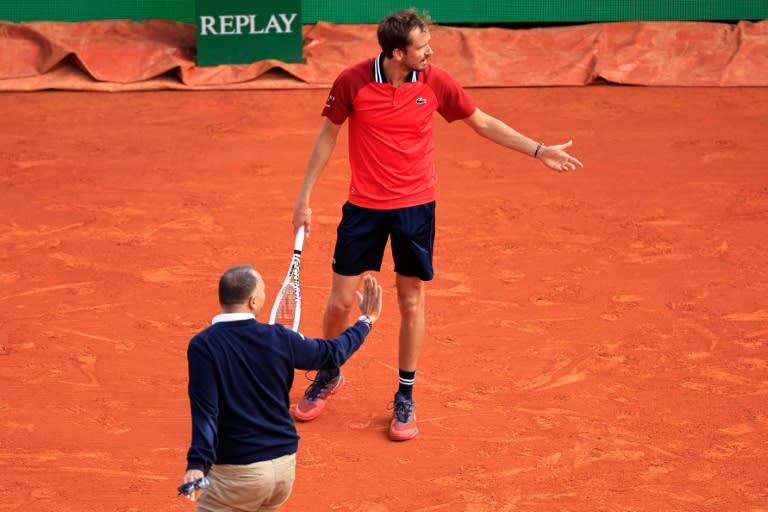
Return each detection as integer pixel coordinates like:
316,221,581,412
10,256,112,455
332,201,436,281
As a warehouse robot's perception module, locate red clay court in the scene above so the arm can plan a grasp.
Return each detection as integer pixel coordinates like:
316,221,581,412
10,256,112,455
1,20,767,512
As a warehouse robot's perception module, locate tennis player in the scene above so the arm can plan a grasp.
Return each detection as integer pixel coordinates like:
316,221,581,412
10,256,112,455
291,9,583,441
180,265,382,511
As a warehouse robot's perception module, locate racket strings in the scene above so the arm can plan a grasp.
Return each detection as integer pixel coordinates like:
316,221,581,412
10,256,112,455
275,285,297,325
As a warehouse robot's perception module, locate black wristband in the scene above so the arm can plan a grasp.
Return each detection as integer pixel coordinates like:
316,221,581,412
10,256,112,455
534,142,543,158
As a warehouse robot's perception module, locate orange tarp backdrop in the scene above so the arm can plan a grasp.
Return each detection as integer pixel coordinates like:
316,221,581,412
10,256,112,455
0,19,767,91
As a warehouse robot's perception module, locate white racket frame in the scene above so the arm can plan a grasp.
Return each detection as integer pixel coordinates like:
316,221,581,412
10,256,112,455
268,226,305,331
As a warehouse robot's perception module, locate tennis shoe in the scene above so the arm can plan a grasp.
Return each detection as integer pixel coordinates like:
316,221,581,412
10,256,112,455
388,392,418,441
294,370,344,421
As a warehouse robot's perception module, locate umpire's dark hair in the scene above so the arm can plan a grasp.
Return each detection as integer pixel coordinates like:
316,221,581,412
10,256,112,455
219,264,258,306
377,8,431,58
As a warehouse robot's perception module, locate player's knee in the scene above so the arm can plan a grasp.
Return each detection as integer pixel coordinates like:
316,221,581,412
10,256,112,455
325,296,355,318
397,293,423,317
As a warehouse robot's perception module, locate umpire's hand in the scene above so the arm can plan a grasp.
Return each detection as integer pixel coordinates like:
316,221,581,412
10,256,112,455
357,275,383,324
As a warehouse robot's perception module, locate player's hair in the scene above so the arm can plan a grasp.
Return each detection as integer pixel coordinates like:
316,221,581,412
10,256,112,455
377,8,431,58
219,265,259,306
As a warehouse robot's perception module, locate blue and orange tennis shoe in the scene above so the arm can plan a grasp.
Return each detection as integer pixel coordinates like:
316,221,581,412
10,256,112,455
294,370,345,421
388,392,418,441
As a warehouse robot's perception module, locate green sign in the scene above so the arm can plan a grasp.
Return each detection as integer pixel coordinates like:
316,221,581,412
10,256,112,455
195,0,302,66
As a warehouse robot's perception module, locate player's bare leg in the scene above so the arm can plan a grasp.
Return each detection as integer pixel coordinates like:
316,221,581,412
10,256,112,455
395,275,425,371
323,272,364,338
294,272,362,422
389,274,424,441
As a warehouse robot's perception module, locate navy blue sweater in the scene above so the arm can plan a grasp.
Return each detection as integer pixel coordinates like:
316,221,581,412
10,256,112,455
186,318,369,471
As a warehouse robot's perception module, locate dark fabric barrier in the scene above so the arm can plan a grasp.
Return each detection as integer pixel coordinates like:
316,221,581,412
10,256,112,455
0,19,766,91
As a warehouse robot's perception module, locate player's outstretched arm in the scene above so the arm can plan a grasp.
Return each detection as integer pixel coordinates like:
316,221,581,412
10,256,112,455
462,108,583,173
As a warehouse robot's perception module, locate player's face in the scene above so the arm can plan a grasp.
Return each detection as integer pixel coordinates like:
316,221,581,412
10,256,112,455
404,27,432,71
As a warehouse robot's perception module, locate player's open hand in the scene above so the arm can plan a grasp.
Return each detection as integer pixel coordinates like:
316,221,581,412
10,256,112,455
356,275,383,323
537,140,584,172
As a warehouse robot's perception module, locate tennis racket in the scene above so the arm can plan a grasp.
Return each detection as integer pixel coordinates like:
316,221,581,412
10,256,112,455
268,226,305,331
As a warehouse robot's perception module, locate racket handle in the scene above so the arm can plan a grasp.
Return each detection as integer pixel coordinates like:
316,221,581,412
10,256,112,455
294,225,305,252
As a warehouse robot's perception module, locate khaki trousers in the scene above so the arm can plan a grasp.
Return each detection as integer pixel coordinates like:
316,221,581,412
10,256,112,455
196,453,297,512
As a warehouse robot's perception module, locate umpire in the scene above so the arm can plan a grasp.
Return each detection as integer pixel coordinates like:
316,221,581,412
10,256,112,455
180,265,382,511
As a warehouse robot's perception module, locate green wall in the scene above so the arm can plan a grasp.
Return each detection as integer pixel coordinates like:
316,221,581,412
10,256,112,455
301,1,768,23
1,0,766,23
1,1,194,23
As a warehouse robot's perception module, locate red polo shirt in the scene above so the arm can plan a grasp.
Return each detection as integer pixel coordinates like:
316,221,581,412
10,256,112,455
322,54,477,209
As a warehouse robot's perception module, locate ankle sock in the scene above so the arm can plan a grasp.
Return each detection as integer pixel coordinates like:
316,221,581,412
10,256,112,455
397,369,415,399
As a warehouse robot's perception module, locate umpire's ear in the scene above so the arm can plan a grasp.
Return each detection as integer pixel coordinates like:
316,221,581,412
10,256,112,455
249,274,266,314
